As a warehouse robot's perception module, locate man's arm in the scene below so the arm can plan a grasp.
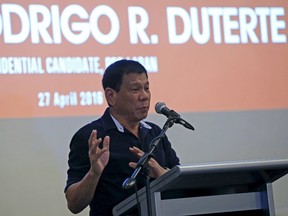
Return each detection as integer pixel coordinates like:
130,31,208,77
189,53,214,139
65,169,101,213
65,130,110,213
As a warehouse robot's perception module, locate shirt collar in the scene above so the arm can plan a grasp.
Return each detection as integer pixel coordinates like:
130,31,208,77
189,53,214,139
110,114,124,132
109,110,152,133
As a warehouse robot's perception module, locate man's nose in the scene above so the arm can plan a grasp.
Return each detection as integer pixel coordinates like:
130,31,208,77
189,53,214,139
139,89,150,100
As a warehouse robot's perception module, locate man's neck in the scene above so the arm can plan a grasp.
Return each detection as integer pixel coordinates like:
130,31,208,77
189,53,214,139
110,110,140,137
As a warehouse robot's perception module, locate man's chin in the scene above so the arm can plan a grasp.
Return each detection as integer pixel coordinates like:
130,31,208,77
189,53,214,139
137,111,149,120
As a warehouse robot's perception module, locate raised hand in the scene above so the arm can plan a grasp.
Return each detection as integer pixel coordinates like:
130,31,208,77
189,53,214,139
88,130,110,176
128,146,168,178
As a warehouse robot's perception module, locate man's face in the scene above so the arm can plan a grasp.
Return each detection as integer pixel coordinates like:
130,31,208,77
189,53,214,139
112,72,151,122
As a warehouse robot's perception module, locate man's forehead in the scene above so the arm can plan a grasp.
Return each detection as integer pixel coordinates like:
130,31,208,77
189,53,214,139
123,73,148,81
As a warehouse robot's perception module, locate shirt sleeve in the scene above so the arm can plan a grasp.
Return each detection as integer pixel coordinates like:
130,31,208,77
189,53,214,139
64,132,90,192
162,134,180,168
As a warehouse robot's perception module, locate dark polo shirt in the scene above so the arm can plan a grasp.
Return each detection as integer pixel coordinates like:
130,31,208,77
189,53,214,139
65,108,180,216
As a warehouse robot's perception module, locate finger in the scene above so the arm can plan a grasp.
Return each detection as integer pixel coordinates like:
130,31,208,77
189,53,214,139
128,162,137,169
88,130,97,148
93,136,109,157
147,158,160,170
129,146,144,154
89,130,104,156
132,146,143,153
90,138,102,156
103,136,110,150
129,148,144,159
96,146,109,157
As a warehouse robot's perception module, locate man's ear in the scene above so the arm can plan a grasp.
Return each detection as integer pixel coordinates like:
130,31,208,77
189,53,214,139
105,88,116,106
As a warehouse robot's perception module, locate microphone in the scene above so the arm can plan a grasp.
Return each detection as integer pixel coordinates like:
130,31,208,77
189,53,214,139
155,102,194,130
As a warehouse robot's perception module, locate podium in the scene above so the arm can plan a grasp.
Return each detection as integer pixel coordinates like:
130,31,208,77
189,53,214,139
113,159,288,216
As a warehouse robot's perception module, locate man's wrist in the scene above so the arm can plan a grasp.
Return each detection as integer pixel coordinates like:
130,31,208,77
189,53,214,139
88,168,102,178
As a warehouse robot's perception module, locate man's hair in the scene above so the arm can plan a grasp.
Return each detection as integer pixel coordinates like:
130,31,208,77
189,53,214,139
102,59,148,92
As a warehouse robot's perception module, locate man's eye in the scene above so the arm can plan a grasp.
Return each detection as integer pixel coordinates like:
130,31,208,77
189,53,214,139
131,87,139,91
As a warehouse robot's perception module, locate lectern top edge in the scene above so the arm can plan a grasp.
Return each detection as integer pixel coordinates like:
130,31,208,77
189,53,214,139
177,158,288,174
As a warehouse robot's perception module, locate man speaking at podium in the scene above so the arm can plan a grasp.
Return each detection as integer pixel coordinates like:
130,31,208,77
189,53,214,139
64,59,180,215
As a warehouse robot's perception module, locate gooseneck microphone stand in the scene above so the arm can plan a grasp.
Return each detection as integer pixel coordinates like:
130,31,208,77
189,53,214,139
122,117,178,216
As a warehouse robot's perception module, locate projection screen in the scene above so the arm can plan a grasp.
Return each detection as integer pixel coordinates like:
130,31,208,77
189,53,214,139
0,1,288,216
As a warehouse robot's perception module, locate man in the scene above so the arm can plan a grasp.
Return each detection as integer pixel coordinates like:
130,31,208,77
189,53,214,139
65,59,180,215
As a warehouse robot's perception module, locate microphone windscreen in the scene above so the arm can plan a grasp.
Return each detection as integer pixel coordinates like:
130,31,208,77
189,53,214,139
155,102,166,114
